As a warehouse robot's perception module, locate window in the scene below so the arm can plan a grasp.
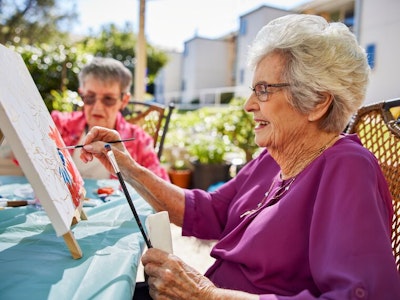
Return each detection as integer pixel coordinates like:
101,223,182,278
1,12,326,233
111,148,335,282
366,44,376,70
239,19,247,36
239,69,244,84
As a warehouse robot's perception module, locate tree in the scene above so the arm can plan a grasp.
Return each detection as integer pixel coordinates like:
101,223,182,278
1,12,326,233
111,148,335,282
79,23,168,88
0,0,77,45
11,43,90,110
1,2,168,110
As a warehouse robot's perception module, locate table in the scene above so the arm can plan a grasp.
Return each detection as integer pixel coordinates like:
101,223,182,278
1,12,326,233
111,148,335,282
0,176,154,300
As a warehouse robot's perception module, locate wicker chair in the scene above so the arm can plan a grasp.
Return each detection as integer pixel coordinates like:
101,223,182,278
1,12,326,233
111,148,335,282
346,98,400,271
122,101,175,159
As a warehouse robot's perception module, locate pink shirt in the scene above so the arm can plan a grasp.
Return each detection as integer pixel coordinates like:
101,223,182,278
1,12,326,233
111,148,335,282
183,134,400,299
51,110,169,181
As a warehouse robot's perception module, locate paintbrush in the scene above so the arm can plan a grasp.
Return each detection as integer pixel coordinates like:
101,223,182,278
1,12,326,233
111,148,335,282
57,137,135,150
104,143,153,248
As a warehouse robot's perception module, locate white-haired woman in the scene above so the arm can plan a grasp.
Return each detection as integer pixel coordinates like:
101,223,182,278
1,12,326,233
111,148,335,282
81,14,400,299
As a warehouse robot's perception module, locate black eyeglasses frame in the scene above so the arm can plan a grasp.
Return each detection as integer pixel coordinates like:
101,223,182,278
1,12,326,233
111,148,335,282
250,82,290,102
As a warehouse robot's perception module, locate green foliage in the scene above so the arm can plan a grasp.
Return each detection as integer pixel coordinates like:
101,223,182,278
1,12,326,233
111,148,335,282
189,134,231,164
10,44,90,110
78,23,136,71
50,90,81,112
165,107,230,164
165,98,258,164
172,159,188,170
220,92,234,104
0,0,77,45
78,23,168,85
216,98,258,162
1,2,168,112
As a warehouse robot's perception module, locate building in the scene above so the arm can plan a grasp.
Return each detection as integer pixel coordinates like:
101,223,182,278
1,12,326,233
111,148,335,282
358,0,400,103
154,0,400,107
234,5,293,99
181,35,235,106
297,0,400,104
153,50,182,104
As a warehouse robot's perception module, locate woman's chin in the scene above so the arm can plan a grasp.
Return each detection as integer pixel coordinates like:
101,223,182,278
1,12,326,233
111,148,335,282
254,136,267,148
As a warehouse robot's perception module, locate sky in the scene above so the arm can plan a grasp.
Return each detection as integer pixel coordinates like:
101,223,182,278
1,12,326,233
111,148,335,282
73,0,310,51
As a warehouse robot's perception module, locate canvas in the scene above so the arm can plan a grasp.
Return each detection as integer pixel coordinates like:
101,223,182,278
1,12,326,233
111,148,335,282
0,44,85,240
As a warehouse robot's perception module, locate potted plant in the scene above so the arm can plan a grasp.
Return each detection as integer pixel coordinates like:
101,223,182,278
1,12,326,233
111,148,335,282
189,98,260,189
168,159,192,188
187,132,232,191
163,100,259,190
163,146,193,188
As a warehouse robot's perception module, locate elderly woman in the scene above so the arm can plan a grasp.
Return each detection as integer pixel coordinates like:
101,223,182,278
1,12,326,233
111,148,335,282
80,14,400,299
51,57,169,181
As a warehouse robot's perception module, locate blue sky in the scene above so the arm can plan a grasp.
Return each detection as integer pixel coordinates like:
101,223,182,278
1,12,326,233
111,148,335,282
73,0,310,51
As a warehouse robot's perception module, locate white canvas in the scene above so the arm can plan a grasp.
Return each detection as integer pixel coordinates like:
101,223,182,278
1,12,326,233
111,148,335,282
0,44,85,237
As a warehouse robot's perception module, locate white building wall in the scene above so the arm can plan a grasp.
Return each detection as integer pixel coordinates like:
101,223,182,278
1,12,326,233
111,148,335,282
154,0,400,107
235,6,291,98
181,39,197,103
154,50,182,104
359,0,400,104
182,37,232,104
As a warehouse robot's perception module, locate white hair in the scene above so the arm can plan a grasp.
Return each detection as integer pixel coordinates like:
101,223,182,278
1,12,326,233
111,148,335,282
247,14,370,132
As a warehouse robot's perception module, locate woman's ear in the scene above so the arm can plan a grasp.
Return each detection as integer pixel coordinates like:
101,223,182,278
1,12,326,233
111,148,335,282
120,92,131,110
308,92,333,122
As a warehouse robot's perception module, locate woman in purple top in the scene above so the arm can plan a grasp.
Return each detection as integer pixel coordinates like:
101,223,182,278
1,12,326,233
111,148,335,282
80,14,400,299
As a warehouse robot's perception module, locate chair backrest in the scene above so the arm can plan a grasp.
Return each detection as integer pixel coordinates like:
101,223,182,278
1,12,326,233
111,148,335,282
0,130,24,176
122,101,175,159
346,98,400,271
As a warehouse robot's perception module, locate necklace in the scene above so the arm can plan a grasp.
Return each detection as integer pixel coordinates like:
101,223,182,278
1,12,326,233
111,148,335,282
310,134,338,159
240,134,338,219
281,134,338,179
240,176,296,218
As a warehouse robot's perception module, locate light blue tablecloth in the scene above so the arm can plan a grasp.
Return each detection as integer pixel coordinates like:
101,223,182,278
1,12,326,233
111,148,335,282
0,176,154,300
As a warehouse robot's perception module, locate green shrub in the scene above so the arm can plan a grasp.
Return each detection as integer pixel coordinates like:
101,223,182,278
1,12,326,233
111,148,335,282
165,98,258,165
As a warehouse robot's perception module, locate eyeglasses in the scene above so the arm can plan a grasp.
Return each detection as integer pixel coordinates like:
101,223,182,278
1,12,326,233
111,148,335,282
250,82,290,102
80,93,124,107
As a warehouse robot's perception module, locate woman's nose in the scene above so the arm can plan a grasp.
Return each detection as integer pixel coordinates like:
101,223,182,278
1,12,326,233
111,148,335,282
244,93,258,112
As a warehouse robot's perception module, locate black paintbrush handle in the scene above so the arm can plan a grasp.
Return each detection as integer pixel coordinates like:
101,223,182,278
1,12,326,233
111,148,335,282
116,172,152,249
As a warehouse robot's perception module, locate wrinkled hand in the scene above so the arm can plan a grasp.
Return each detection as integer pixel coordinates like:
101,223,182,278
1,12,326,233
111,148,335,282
80,126,132,174
142,248,216,300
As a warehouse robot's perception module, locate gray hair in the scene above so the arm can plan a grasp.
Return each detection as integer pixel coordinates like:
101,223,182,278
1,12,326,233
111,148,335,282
247,14,370,132
78,57,132,93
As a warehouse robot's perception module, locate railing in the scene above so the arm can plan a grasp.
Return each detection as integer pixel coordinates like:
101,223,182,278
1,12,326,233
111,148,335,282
160,85,250,110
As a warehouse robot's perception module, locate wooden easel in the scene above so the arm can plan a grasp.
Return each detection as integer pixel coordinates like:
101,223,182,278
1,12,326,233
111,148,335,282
67,200,87,259
0,128,85,259
0,44,89,259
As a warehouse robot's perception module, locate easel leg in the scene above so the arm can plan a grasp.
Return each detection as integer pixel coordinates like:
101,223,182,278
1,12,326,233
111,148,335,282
63,230,83,259
71,206,88,225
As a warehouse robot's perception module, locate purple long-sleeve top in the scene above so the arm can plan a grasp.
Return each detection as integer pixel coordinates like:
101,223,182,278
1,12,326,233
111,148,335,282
183,134,400,299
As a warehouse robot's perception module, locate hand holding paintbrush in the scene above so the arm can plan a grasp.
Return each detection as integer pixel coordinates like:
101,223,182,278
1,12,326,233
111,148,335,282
57,137,135,150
